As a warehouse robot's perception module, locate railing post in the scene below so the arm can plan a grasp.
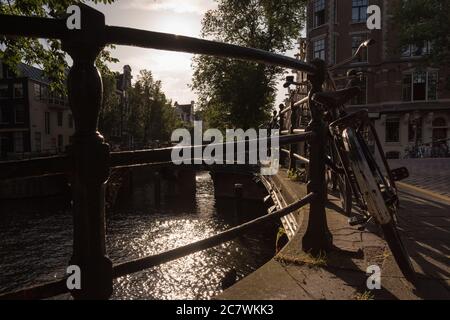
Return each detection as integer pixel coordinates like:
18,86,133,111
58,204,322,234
302,59,333,254
62,5,113,299
279,104,285,165
289,97,297,171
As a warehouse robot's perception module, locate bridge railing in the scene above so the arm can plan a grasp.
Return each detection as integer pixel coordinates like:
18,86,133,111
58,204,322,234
0,4,331,300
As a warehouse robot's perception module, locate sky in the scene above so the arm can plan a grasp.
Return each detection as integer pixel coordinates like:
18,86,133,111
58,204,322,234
93,0,298,108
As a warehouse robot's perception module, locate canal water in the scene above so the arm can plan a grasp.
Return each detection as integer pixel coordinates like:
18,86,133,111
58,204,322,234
0,172,277,299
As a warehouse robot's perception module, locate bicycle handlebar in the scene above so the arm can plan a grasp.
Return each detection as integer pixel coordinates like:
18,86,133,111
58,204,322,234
329,38,375,71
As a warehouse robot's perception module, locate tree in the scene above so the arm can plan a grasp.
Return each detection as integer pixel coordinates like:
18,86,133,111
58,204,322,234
98,70,120,137
393,0,450,65
98,68,183,147
0,0,117,93
191,0,307,131
128,70,182,144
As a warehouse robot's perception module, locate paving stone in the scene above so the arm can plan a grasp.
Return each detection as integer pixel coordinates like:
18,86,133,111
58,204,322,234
217,168,449,300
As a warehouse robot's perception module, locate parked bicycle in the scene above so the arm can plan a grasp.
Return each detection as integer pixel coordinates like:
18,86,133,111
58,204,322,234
284,39,416,282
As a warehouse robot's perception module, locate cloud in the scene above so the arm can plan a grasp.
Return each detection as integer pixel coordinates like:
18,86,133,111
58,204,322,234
125,0,217,14
111,48,195,103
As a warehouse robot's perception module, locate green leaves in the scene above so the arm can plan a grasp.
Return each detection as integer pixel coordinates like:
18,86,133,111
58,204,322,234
192,0,307,131
100,67,179,147
0,0,117,93
393,0,450,65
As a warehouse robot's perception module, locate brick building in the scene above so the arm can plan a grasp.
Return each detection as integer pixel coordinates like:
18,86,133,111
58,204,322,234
305,0,450,158
0,62,74,159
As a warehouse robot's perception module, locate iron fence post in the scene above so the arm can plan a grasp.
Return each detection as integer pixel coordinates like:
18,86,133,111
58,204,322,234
302,59,333,254
289,97,297,172
62,5,113,299
279,104,285,165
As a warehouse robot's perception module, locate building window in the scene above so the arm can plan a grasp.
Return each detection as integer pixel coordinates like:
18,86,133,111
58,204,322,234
34,83,49,101
34,132,42,152
58,134,64,152
45,112,51,135
15,104,25,124
413,71,427,101
428,72,438,100
0,84,9,99
313,38,326,60
402,71,438,101
13,83,24,99
352,0,368,22
0,103,8,124
14,132,24,153
352,34,368,62
34,83,41,100
49,91,65,105
350,76,367,105
41,85,48,101
408,119,423,143
386,117,400,143
68,114,74,128
433,117,447,128
57,111,63,127
402,75,412,101
313,0,326,27
432,118,447,148
401,41,431,57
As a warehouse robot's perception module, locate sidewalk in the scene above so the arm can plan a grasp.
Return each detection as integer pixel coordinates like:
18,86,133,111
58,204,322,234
389,158,450,198
217,169,450,300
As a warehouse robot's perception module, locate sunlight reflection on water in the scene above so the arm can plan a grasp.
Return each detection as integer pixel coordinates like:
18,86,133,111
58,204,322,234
0,172,275,299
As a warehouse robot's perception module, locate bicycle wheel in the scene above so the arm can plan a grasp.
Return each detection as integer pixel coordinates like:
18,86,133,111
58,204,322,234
338,175,353,216
381,222,416,282
326,168,352,215
327,137,353,215
342,128,416,282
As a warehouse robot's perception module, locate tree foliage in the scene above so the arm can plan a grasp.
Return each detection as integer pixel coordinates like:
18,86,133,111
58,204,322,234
393,0,450,65
129,70,182,143
192,0,307,131
0,0,118,92
99,69,183,146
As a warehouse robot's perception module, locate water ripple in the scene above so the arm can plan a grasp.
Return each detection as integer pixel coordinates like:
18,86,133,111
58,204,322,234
0,172,275,299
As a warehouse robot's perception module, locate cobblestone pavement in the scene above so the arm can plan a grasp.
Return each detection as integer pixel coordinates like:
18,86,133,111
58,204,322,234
389,158,450,198
219,169,450,300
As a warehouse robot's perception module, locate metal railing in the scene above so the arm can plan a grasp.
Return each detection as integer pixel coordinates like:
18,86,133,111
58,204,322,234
0,4,331,300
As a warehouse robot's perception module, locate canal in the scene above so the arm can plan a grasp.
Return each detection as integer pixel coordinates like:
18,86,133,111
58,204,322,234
0,171,277,299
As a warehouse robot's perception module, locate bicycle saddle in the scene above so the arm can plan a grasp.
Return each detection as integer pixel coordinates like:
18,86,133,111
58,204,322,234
312,86,361,107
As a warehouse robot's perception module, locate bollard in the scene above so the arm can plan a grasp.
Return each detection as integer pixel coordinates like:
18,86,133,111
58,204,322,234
301,59,333,255
63,5,113,299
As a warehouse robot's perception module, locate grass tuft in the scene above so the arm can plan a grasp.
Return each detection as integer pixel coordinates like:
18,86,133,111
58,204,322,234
354,290,375,300
276,251,327,268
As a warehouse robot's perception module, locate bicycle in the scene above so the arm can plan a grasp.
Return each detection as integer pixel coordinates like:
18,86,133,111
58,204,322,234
326,109,415,282
283,42,374,217
283,39,416,282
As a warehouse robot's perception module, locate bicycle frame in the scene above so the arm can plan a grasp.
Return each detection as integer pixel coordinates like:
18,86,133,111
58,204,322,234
330,110,400,219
